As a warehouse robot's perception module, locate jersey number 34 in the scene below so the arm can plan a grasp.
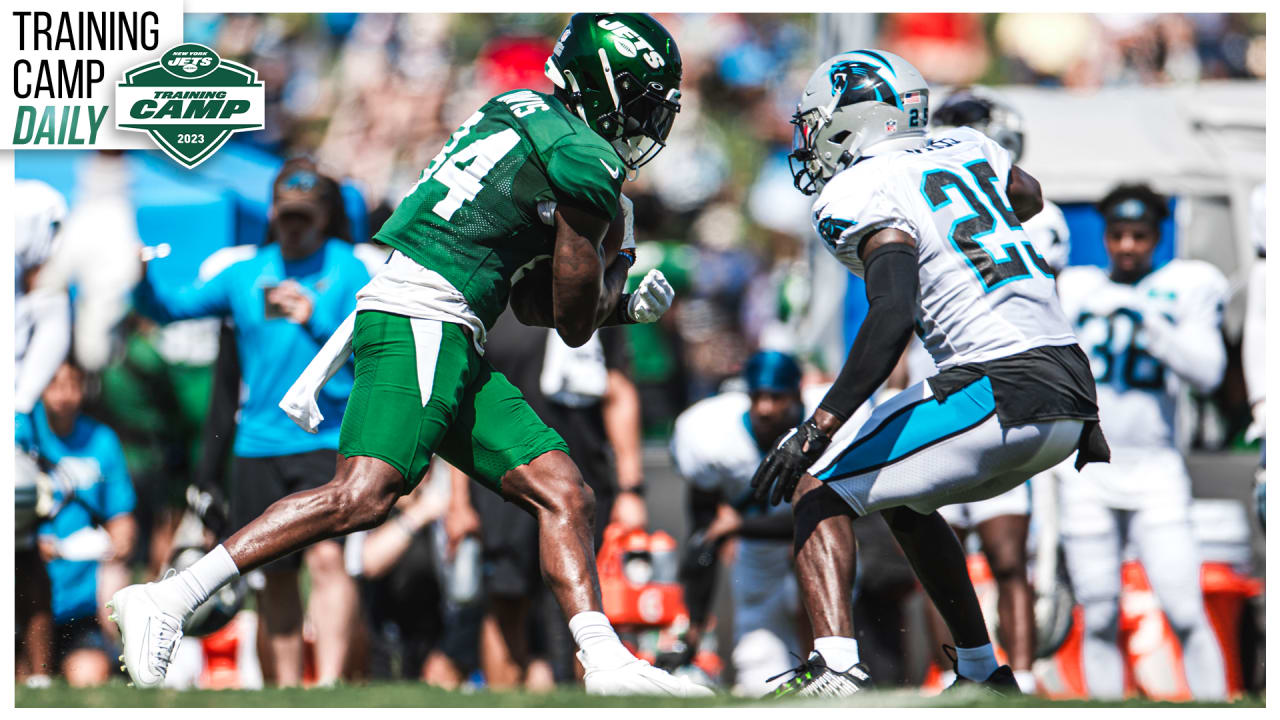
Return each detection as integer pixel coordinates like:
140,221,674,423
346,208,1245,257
408,111,521,222
920,160,1054,292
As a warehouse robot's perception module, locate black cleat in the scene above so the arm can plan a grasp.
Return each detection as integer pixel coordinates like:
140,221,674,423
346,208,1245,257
766,651,873,699
941,645,1022,697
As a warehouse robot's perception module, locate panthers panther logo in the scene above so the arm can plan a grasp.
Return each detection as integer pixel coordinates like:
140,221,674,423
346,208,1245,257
828,58,899,109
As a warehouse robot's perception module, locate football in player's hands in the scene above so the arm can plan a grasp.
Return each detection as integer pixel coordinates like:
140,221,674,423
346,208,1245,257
509,258,553,323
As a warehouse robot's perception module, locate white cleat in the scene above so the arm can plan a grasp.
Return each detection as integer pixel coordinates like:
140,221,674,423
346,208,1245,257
107,583,185,689
580,653,715,697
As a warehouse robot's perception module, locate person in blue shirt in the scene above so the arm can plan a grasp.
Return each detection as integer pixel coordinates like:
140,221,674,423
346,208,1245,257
133,159,371,687
35,360,137,687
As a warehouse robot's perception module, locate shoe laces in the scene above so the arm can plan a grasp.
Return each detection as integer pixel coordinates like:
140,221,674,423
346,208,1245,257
766,652,819,694
151,571,184,670
152,614,183,669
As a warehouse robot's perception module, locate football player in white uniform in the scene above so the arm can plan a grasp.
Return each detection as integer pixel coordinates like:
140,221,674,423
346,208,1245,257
914,86,1074,694
750,50,1108,698
670,351,872,696
1056,184,1228,700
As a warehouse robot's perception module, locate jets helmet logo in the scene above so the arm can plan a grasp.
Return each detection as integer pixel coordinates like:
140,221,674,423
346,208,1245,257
596,18,665,68
116,43,265,168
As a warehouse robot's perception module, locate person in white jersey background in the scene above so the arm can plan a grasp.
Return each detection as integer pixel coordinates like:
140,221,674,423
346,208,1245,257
749,49,1109,699
1055,183,1228,700
670,350,874,696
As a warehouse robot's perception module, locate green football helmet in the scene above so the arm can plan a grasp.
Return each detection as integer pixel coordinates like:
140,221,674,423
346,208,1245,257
545,13,682,170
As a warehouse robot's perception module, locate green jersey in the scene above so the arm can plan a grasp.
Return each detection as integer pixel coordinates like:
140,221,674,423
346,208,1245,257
373,89,624,333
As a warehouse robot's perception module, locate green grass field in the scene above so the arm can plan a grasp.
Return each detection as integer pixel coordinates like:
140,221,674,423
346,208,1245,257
15,681,1264,708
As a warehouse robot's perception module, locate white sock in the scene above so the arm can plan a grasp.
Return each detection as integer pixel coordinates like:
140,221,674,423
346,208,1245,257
569,611,635,670
813,636,861,672
1013,669,1037,694
955,643,999,682
152,545,240,617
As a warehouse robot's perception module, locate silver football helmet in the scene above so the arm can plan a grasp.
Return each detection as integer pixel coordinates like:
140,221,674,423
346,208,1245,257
790,49,930,195
932,85,1026,164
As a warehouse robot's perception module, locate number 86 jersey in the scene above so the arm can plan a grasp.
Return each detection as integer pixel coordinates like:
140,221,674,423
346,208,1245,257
1056,260,1228,449
811,126,1078,371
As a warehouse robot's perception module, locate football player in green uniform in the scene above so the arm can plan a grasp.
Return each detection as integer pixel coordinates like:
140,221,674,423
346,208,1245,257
109,13,710,697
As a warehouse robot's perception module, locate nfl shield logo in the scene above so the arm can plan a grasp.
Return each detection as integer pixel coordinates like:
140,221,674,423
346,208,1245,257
885,119,897,133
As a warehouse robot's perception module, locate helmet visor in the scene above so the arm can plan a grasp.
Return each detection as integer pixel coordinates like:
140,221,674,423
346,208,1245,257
614,77,681,169
788,108,826,195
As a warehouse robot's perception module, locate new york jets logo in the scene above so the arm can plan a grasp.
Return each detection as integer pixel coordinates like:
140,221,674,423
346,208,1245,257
596,18,665,69
115,43,264,168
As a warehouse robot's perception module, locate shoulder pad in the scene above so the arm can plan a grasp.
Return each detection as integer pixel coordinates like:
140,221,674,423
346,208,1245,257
545,137,624,222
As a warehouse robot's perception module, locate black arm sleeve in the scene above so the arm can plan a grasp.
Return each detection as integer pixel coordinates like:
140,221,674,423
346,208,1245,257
737,510,794,540
679,487,721,625
192,320,240,539
817,242,920,421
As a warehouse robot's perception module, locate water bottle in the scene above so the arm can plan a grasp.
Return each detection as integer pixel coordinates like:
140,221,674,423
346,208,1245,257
448,535,482,606
649,530,678,584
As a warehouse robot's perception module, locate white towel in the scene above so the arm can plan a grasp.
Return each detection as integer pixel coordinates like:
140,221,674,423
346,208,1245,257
279,311,356,433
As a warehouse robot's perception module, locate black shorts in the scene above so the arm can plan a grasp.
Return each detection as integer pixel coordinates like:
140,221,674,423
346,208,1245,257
230,449,339,573
54,616,109,663
928,343,1110,468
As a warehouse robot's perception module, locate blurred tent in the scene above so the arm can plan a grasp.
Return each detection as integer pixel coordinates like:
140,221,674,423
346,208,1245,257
145,142,369,247
15,146,370,287
1002,81,1263,277
15,151,235,291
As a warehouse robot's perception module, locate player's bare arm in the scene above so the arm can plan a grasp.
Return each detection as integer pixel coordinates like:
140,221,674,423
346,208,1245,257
548,203,608,347
510,208,631,331
1006,166,1044,222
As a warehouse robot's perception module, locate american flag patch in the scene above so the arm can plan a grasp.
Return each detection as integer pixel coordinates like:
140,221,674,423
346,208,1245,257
903,91,922,105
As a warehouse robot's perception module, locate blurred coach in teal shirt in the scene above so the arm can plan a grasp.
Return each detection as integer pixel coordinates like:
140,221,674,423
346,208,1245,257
134,159,370,686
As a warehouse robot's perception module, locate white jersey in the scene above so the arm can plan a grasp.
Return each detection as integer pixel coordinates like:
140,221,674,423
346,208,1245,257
15,180,68,291
669,386,864,575
1057,260,1228,449
811,126,1076,370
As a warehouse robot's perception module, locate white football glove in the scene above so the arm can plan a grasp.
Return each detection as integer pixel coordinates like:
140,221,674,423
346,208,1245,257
627,269,674,324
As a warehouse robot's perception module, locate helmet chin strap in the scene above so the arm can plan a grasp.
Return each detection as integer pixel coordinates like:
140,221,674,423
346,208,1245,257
561,68,592,127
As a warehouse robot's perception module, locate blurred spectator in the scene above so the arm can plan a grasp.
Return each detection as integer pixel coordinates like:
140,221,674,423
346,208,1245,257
132,159,371,687
347,464,481,687
454,311,646,689
88,314,219,579
15,179,70,690
35,152,142,373
34,361,138,687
